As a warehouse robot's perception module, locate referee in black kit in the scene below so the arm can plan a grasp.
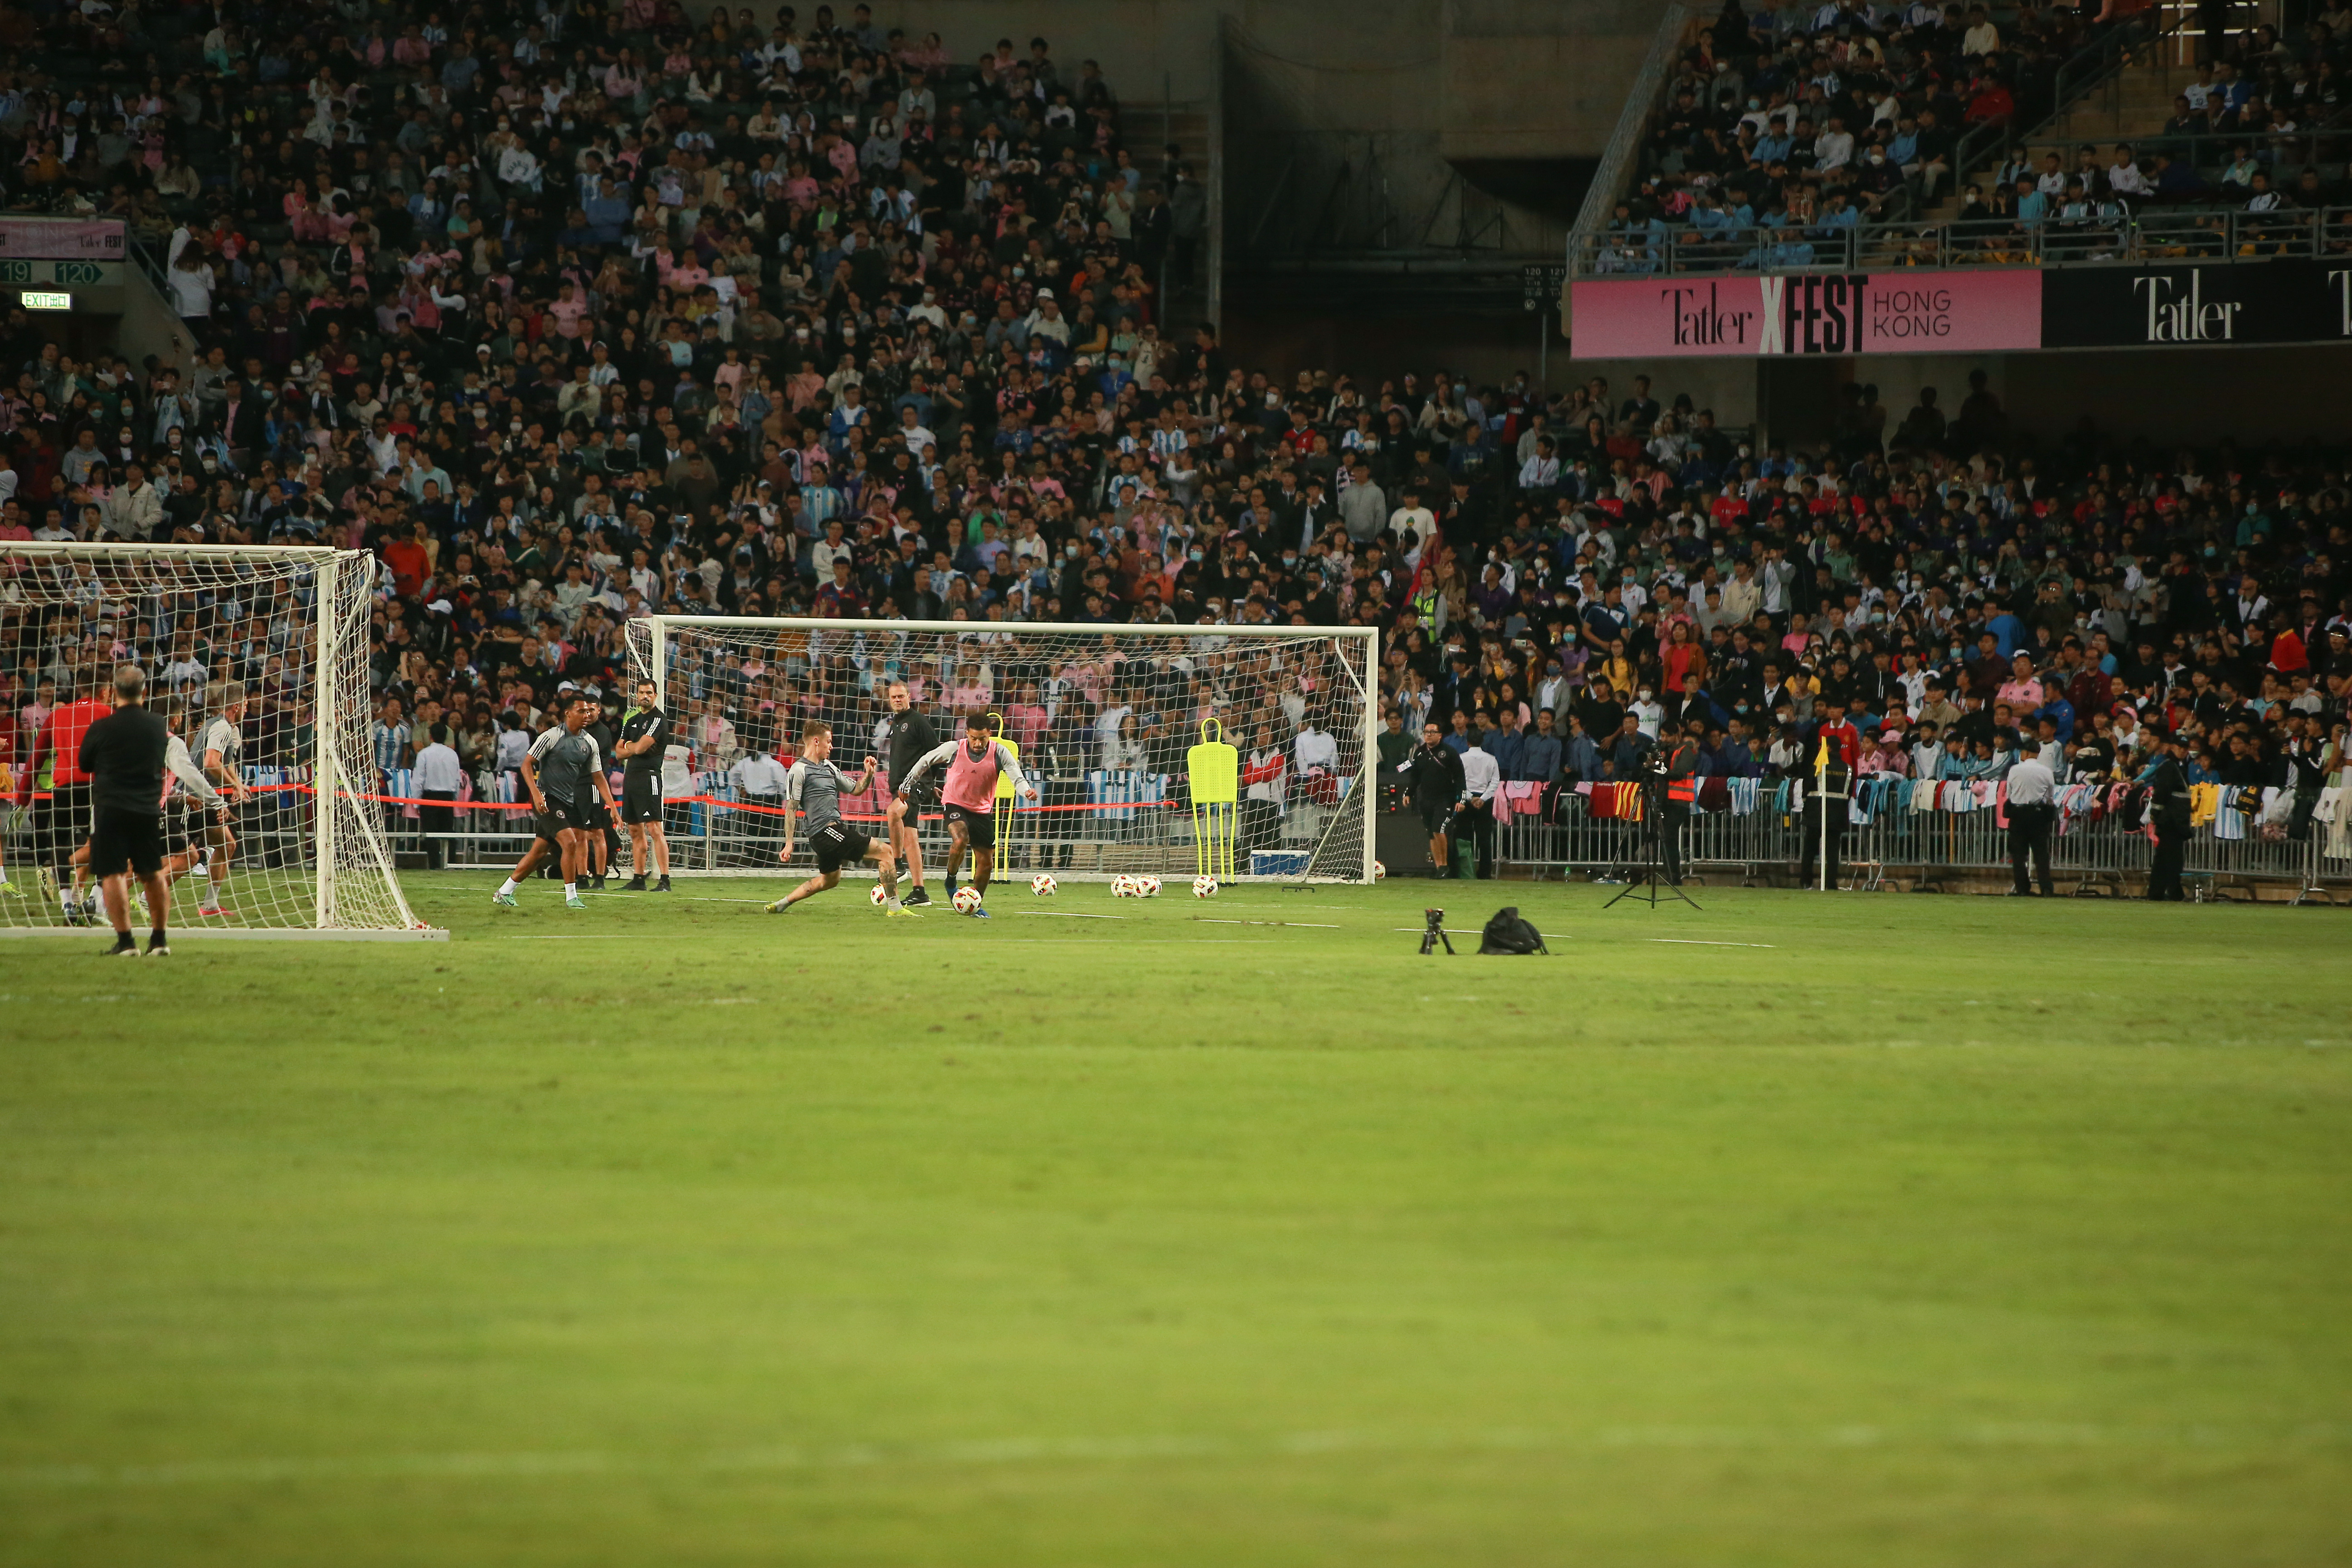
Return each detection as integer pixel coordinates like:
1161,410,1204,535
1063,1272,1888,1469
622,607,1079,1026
78,664,173,957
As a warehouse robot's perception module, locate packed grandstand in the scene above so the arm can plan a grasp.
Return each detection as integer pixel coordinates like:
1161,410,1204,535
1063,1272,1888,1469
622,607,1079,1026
1,0,2347,886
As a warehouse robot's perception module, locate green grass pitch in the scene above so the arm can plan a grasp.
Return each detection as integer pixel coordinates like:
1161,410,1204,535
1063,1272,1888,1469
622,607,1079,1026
3,874,2349,1567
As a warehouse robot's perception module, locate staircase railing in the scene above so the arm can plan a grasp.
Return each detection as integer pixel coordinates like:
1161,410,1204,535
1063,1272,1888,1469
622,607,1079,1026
1559,0,1707,310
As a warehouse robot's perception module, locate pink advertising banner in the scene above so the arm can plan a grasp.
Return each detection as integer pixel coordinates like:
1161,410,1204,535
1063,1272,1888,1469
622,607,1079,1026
0,218,127,260
1570,270,2043,358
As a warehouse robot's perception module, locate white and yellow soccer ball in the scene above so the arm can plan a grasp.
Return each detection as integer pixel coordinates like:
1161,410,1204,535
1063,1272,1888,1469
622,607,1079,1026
869,882,891,906
1191,875,1219,899
951,886,984,914
1373,860,1387,881
1112,874,1140,898
1029,873,1058,897
1137,875,1163,897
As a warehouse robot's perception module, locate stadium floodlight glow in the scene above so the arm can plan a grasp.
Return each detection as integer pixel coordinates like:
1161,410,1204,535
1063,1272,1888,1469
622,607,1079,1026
628,616,1378,884
0,544,436,940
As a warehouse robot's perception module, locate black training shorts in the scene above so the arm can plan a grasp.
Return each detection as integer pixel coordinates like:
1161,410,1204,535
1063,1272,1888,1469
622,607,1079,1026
945,803,998,851
621,771,663,825
810,819,870,874
1418,800,1454,836
36,782,93,861
88,806,165,879
535,799,587,842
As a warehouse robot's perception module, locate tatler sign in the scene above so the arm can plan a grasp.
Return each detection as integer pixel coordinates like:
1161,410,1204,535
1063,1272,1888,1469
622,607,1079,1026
1572,270,2041,358
2040,261,2352,348
1573,263,2352,357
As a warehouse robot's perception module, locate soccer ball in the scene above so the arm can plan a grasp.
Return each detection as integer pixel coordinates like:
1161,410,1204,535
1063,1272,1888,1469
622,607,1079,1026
951,886,984,914
1191,876,1219,898
869,883,890,906
1137,875,1163,897
1373,860,1387,881
1030,874,1058,897
1112,874,1140,898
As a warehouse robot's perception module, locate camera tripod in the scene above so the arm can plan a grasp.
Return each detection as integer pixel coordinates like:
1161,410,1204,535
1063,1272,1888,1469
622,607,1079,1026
1603,775,1700,910
1419,908,1455,954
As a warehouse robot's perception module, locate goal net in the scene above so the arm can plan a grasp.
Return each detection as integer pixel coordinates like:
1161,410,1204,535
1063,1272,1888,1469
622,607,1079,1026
0,544,424,936
627,617,1377,883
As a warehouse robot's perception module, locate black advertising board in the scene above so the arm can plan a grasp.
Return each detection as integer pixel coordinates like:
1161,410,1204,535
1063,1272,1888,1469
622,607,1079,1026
2040,260,2352,349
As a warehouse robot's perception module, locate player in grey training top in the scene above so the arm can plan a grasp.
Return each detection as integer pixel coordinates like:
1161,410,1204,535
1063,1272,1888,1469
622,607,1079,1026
765,719,914,916
189,681,248,915
529,721,605,812
493,693,620,911
784,751,853,831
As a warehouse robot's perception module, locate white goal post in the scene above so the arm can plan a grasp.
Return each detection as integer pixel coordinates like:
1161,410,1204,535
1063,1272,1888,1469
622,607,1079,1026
0,543,434,939
627,616,1380,884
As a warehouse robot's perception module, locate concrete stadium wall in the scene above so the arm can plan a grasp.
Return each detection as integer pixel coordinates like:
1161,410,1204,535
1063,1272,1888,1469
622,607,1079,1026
1758,346,2352,451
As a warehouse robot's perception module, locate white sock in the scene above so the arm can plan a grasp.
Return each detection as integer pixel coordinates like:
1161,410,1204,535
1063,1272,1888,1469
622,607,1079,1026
564,882,577,897
497,878,518,896
201,883,221,906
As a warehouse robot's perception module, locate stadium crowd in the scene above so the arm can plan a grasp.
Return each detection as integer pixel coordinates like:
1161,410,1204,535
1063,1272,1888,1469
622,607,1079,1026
0,0,2348,875
1606,0,2352,269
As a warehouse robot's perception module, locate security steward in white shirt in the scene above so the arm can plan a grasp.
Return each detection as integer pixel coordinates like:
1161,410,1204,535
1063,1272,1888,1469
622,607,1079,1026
2004,730,2058,897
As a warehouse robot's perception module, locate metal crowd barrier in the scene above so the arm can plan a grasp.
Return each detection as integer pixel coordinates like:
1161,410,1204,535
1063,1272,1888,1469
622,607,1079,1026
378,768,1343,880
1499,788,2352,904
1572,204,2352,277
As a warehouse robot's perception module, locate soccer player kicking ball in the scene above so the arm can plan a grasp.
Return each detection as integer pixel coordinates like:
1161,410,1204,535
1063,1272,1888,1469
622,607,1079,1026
493,693,619,910
766,720,915,916
895,709,1038,920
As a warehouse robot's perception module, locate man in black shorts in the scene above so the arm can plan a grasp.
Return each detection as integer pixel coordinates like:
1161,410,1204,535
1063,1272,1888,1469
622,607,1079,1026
76,663,173,957
879,677,941,906
1395,720,1467,878
895,710,1037,917
764,719,911,915
492,694,619,911
581,693,621,889
160,701,230,896
613,677,672,891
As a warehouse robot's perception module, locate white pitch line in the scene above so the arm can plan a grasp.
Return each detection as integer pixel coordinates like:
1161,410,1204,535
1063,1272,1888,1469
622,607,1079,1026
1016,910,1126,919
1195,919,1341,928
1652,939,1777,947
9,1420,2337,1491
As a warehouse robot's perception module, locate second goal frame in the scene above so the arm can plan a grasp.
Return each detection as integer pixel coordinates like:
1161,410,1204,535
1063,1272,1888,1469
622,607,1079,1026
632,616,1380,886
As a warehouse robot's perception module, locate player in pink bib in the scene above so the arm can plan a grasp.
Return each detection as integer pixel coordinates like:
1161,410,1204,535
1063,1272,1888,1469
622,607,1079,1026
897,709,1036,918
